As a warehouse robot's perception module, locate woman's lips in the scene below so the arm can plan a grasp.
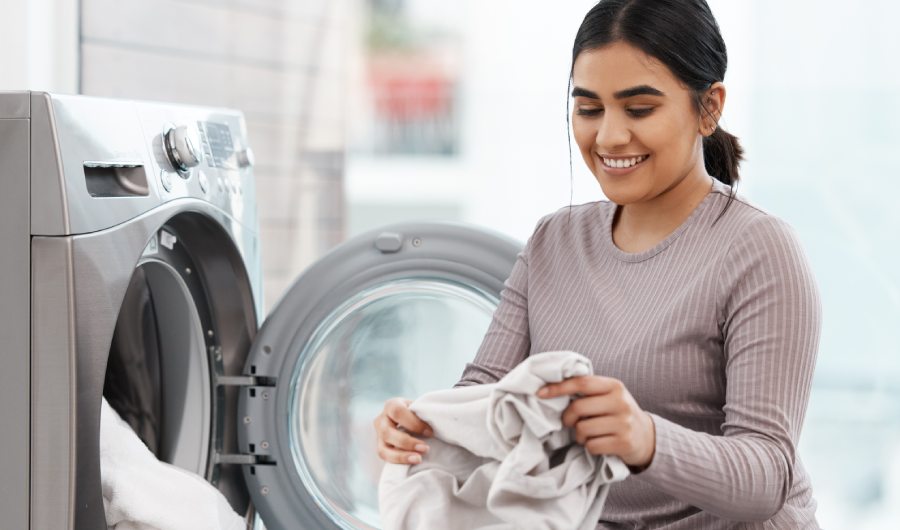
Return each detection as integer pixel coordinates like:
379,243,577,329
598,154,649,176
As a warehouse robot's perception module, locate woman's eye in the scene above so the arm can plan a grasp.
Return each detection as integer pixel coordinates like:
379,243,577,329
576,107,653,117
576,107,603,116
628,107,654,117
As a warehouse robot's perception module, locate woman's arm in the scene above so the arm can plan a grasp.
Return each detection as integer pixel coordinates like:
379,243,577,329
454,214,550,387
633,214,822,521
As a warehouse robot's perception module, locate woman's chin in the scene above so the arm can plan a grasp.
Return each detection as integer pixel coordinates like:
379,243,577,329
593,177,643,204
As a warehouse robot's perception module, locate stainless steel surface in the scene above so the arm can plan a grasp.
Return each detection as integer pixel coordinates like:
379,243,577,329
4,91,265,529
0,91,30,118
31,199,260,529
31,237,79,530
26,92,257,236
0,116,31,530
30,92,70,235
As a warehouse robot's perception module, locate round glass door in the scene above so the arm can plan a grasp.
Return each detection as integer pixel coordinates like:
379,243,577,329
240,221,522,530
287,277,497,528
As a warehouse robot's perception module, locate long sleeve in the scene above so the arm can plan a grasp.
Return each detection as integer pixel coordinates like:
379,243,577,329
454,215,550,388
635,215,822,521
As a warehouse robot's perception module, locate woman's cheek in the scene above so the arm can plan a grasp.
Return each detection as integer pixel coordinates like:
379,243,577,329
573,127,596,170
574,141,593,172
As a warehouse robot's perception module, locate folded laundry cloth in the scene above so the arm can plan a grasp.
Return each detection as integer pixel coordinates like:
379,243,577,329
99,397,247,530
378,350,630,530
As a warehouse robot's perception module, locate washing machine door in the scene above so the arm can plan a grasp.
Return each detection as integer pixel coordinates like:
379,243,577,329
239,221,523,530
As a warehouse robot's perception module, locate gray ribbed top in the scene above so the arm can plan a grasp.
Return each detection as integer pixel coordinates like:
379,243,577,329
455,178,822,529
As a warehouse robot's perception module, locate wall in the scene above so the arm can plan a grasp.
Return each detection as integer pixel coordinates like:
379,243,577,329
80,0,350,311
0,0,79,92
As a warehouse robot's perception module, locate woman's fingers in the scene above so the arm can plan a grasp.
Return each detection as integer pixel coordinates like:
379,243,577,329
373,398,433,464
583,434,620,457
381,418,431,453
377,438,425,465
568,408,657,466
538,375,623,399
561,394,620,427
385,398,433,437
571,414,623,445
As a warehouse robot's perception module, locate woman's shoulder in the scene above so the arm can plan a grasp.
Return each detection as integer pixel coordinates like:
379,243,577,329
707,186,817,304
706,183,804,256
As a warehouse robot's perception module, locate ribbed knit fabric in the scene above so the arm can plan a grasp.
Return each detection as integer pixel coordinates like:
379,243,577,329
454,178,822,529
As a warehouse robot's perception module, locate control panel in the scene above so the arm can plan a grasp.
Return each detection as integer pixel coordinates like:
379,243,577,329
136,102,256,226
25,92,258,236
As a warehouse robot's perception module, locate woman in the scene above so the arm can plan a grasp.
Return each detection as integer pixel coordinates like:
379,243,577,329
373,0,822,527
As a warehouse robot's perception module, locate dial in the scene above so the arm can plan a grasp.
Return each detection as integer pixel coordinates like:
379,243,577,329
164,124,202,176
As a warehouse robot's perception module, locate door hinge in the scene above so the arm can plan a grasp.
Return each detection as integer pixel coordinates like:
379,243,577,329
214,453,276,466
214,374,277,387
212,373,278,467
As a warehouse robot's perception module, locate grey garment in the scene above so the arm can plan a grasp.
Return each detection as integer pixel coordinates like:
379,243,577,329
455,178,823,529
379,351,630,530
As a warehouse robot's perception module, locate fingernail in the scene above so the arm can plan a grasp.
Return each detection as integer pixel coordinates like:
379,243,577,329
415,444,428,453
408,454,422,464
537,388,549,397
423,428,433,437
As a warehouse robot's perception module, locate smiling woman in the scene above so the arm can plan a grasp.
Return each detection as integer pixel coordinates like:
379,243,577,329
567,0,744,255
570,40,726,252
373,1,822,528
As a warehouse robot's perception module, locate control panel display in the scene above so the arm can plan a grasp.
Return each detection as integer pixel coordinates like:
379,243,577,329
198,121,235,169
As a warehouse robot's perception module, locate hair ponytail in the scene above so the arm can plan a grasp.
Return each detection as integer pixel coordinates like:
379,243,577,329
702,126,744,186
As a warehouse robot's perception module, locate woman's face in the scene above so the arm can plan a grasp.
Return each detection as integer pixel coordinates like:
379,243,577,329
571,41,714,205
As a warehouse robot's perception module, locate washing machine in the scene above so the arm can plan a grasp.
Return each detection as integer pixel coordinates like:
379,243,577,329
0,91,523,529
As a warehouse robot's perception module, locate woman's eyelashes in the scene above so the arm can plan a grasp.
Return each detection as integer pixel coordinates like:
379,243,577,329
628,107,654,117
576,107,654,118
575,107,601,117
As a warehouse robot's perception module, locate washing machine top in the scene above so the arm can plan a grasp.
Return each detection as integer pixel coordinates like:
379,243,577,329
5,91,256,236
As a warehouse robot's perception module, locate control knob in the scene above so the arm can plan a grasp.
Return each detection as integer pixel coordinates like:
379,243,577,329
164,125,203,175
237,147,255,168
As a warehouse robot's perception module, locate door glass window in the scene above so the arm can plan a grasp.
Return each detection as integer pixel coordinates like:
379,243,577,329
287,278,497,528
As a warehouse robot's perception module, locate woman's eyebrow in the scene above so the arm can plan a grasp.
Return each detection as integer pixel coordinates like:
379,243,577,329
571,87,600,99
571,85,665,100
614,84,666,99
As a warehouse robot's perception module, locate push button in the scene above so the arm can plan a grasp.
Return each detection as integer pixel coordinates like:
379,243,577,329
159,170,173,192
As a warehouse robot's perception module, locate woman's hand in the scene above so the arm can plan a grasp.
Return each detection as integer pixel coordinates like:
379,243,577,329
373,397,433,465
538,376,656,469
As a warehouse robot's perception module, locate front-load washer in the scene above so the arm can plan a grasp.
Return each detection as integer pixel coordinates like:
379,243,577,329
0,91,523,530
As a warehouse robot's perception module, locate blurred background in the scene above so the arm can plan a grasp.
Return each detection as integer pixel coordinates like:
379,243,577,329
3,0,898,526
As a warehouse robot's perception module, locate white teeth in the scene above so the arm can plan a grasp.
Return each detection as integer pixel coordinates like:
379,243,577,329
602,155,647,168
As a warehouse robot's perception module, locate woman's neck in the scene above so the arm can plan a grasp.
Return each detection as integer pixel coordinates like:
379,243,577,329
611,172,714,252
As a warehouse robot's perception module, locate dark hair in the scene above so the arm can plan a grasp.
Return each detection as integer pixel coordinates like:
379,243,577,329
567,0,743,223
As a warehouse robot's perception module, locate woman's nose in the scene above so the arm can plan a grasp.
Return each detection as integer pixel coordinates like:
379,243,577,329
594,112,631,149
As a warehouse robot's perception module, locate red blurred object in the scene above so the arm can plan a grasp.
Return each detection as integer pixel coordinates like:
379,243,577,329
368,55,454,120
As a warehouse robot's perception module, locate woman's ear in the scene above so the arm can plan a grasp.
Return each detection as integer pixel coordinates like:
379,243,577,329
699,82,726,136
